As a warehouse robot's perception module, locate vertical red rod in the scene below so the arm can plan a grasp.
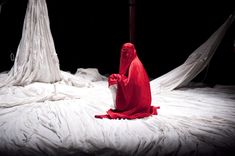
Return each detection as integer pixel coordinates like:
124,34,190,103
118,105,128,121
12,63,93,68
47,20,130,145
129,0,136,44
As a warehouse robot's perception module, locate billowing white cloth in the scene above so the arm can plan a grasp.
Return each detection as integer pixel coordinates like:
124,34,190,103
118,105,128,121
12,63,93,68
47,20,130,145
151,13,235,94
0,0,62,87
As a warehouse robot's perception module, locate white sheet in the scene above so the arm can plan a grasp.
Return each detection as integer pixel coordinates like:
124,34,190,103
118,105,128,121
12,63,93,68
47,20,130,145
0,69,235,156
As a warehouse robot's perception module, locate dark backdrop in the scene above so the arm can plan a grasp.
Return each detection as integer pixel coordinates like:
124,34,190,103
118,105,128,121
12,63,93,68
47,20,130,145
0,0,234,85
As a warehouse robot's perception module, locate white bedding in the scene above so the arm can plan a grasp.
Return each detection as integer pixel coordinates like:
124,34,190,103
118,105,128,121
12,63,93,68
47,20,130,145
0,69,235,156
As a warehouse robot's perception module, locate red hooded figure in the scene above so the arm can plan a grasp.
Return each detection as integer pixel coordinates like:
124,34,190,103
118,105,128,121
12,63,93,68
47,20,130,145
95,42,159,119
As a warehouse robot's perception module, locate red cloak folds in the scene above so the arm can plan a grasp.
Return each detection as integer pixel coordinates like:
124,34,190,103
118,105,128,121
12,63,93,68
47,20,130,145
95,43,159,119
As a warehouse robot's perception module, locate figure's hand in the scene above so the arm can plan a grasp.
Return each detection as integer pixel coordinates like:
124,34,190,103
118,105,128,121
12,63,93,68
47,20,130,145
109,74,121,80
108,74,117,86
108,74,121,86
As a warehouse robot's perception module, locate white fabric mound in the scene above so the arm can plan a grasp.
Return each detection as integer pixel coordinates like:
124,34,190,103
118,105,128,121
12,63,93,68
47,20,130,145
0,0,62,87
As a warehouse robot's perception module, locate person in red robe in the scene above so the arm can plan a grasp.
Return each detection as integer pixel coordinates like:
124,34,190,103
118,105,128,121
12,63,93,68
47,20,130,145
95,42,159,119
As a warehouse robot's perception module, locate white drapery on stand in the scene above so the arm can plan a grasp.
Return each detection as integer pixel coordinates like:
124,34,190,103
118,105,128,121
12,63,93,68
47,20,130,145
151,13,235,94
0,0,62,87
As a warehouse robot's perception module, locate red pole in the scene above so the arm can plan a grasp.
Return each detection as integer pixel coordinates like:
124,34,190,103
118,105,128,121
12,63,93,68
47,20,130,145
129,0,136,44
233,40,235,53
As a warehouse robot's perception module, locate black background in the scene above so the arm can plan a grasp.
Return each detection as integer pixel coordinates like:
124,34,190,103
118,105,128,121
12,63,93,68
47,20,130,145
0,0,235,85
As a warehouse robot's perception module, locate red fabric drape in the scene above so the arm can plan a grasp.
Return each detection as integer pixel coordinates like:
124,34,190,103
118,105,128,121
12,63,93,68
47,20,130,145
95,43,159,119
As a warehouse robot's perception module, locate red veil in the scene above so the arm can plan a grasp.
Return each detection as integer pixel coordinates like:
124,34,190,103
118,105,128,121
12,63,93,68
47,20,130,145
95,43,159,119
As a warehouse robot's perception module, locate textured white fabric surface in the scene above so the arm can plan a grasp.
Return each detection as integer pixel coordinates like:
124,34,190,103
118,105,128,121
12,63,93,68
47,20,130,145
0,71,235,156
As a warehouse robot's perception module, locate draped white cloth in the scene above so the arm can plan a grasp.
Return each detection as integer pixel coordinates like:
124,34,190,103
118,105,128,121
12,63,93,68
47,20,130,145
151,13,235,94
0,0,62,87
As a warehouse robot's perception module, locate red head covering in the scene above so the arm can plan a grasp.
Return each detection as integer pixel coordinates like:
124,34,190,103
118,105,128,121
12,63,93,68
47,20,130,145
95,42,159,119
119,42,137,75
